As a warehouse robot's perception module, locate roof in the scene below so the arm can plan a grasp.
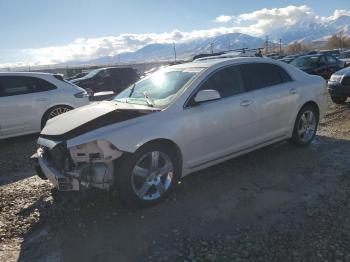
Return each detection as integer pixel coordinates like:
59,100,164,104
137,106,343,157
170,56,279,69
0,71,57,76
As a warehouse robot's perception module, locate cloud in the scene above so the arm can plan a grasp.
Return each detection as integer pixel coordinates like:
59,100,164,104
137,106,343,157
214,15,233,23
1,5,349,68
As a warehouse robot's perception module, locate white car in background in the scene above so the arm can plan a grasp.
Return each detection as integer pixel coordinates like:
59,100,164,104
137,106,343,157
33,57,328,207
0,72,89,139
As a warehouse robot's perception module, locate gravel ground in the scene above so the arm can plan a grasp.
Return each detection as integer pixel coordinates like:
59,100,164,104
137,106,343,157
0,97,350,262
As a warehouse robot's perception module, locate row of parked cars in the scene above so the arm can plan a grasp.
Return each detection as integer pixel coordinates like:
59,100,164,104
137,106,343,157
268,49,350,104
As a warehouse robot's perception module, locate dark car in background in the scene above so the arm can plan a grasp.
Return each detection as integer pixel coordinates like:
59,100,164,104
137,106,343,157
328,67,350,104
65,72,88,81
290,54,345,79
319,49,341,58
339,50,350,67
279,55,300,64
70,67,139,96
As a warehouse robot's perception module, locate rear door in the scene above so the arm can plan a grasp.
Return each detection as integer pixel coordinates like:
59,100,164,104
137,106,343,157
239,63,299,143
0,76,50,137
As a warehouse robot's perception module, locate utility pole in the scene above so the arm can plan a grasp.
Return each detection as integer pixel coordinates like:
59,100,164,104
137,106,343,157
265,35,269,54
210,43,214,54
279,38,282,54
173,42,177,63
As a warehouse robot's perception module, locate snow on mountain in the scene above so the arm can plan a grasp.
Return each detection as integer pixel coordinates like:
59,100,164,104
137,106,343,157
82,33,265,65
269,15,350,43
59,15,350,66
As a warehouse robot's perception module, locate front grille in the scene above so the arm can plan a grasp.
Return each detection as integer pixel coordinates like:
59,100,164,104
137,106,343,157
341,76,350,86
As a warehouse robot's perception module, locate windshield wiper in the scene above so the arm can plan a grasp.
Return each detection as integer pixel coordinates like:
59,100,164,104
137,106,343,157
142,91,155,107
129,84,136,97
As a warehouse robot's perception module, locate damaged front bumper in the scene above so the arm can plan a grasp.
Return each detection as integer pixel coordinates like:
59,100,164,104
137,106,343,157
32,148,81,191
32,139,121,191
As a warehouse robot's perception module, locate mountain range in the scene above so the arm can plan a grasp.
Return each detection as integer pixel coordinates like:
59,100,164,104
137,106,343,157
73,15,350,66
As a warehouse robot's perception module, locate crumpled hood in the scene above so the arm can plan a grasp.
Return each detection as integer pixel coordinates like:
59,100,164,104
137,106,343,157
40,101,158,141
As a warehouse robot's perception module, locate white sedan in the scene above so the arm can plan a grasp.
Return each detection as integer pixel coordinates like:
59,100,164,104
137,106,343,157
33,57,328,207
0,72,89,139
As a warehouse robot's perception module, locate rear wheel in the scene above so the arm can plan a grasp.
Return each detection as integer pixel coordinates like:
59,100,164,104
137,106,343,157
331,95,347,104
289,105,319,146
114,143,179,207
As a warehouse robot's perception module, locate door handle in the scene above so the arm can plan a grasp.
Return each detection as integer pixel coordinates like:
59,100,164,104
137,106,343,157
289,88,298,94
36,98,48,102
240,99,254,107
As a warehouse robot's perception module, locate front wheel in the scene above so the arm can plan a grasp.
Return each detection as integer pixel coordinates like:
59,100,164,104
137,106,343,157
114,143,180,207
289,105,319,146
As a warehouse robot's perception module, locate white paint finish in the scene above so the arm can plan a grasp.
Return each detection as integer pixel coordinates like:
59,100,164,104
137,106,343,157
37,57,327,181
0,72,89,139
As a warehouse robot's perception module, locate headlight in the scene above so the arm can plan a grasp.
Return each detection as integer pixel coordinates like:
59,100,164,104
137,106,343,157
69,140,122,164
74,91,89,98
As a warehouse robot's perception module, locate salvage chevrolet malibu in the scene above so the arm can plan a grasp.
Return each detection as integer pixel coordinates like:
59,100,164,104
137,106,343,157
33,56,328,207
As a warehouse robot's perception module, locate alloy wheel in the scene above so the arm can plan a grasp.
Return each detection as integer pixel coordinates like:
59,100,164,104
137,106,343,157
131,151,174,201
48,107,71,119
297,110,317,142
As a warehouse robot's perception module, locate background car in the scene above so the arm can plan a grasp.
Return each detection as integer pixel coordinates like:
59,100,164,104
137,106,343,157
339,50,350,67
279,54,300,64
328,67,350,104
65,72,88,81
290,54,345,79
319,49,341,58
0,72,89,139
70,67,139,96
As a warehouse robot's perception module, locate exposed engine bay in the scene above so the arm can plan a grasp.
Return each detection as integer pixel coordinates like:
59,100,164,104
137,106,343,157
35,139,123,191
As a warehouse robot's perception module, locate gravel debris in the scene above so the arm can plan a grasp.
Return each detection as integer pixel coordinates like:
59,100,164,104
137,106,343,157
0,97,350,261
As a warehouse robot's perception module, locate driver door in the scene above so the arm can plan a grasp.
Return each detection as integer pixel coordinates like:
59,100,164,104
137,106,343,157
182,65,259,169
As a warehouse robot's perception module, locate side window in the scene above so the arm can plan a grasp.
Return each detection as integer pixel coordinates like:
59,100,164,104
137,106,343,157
326,55,337,63
319,56,327,65
277,66,293,82
240,63,286,92
30,77,56,92
0,76,34,97
198,66,244,98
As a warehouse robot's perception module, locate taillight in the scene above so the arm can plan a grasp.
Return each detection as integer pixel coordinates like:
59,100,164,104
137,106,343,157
74,91,88,98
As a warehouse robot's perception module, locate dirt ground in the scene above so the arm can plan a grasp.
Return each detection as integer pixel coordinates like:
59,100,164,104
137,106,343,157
0,98,350,262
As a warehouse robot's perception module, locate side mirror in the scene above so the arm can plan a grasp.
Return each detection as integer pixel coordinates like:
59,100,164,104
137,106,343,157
194,89,221,103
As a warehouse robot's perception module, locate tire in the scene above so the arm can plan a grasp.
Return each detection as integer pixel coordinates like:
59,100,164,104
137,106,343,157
41,105,73,128
331,95,347,104
114,143,180,207
289,105,319,146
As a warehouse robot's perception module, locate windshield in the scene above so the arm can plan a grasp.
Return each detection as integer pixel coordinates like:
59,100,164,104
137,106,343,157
291,56,319,68
114,68,201,108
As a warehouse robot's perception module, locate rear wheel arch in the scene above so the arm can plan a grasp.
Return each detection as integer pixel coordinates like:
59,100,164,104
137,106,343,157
41,104,74,129
299,101,320,118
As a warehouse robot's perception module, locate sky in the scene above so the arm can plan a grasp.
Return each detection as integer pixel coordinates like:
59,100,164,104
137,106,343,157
0,0,350,67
